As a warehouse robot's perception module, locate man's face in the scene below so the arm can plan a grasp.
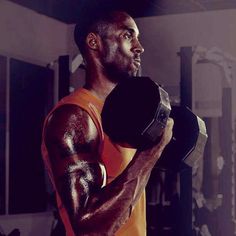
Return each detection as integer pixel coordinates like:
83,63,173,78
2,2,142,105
100,13,144,80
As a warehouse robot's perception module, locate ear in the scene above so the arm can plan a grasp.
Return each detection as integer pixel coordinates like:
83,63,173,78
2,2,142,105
86,33,101,51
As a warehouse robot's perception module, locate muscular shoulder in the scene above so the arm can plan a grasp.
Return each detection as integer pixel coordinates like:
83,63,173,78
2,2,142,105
44,104,100,161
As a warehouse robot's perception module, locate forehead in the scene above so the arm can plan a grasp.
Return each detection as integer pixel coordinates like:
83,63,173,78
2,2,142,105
109,12,139,36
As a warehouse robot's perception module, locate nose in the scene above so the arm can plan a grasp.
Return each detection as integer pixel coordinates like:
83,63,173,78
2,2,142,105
133,39,144,55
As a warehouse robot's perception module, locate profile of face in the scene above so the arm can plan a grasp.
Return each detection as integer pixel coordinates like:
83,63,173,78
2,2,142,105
99,12,144,81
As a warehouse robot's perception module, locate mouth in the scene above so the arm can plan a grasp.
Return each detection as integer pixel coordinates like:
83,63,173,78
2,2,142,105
133,58,141,68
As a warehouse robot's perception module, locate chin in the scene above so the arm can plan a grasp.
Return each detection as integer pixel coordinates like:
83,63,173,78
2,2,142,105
128,68,139,77
129,64,140,77
131,71,138,77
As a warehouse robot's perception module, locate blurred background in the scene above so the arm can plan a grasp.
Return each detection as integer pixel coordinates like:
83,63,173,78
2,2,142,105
0,0,236,235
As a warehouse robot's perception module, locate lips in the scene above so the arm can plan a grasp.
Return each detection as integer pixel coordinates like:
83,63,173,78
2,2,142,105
133,58,141,68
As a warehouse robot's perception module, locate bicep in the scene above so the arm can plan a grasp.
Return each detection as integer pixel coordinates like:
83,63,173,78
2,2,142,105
44,104,105,217
58,160,106,220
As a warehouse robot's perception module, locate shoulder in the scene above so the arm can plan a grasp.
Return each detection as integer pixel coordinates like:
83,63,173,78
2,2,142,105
46,104,96,136
44,104,100,161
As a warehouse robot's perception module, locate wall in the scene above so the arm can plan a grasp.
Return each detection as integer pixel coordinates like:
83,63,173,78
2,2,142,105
0,0,69,64
136,9,236,86
135,9,236,117
0,1,69,235
0,212,54,236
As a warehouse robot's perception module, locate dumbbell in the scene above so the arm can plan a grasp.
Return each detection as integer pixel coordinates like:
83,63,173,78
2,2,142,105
101,76,208,171
158,106,208,170
102,76,170,150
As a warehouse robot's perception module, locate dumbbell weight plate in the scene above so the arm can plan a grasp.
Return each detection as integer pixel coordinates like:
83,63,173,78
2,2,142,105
102,76,171,150
156,106,208,171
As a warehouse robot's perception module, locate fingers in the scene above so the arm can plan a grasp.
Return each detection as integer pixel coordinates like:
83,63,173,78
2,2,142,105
139,118,174,158
166,117,174,136
162,117,174,145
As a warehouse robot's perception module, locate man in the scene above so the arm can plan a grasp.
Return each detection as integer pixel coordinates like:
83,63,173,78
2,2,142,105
41,10,173,235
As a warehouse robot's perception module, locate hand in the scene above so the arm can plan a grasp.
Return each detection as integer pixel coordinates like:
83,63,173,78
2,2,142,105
157,117,174,151
138,118,174,161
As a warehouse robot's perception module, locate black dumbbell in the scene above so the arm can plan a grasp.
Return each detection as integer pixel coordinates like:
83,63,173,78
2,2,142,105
102,76,171,150
157,106,208,170
101,76,207,171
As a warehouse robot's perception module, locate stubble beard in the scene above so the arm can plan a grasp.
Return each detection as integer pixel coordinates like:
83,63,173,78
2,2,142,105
102,53,138,83
101,42,137,82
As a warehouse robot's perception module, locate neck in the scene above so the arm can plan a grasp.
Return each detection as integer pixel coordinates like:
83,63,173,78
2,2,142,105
84,63,117,101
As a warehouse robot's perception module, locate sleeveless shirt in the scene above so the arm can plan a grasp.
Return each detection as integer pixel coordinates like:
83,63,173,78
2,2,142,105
41,88,146,236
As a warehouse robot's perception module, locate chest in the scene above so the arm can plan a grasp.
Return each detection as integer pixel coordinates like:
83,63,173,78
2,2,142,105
101,134,137,183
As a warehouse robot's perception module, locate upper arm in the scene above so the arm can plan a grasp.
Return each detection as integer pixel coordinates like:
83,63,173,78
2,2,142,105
44,104,106,226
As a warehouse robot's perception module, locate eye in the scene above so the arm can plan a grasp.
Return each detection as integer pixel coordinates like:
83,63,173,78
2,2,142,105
123,32,132,40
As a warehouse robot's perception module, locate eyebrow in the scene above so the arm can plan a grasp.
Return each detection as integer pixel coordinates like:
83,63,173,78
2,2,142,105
122,26,140,37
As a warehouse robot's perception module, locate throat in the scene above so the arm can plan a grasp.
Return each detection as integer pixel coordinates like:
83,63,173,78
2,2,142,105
83,81,116,101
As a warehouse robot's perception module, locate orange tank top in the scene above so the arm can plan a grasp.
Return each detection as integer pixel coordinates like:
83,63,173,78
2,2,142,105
41,88,146,236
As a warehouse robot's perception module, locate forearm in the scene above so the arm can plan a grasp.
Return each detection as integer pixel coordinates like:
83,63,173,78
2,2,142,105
74,145,163,235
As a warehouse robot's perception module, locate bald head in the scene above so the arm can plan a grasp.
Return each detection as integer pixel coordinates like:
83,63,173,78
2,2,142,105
74,11,132,56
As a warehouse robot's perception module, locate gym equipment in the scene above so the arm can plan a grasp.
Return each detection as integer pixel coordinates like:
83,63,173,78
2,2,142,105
102,76,171,150
101,76,208,170
157,106,207,170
